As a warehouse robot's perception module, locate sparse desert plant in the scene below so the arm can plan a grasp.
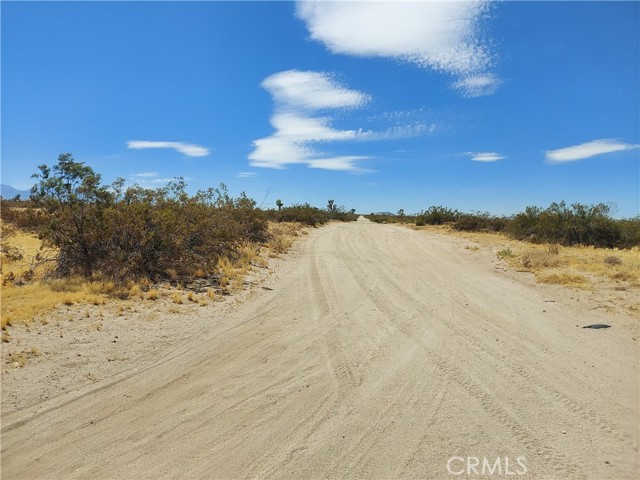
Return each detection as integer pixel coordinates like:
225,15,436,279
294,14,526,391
147,289,159,300
545,243,560,255
520,251,562,269
604,255,622,266
61,295,74,306
538,272,588,287
129,284,143,297
166,269,178,281
172,292,184,304
497,248,516,259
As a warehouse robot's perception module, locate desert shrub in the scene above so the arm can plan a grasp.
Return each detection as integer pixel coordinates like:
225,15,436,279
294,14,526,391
508,202,633,248
497,248,516,259
416,205,460,225
265,202,357,226
604,255,622,266
0,201,49,231
618,217,640,248
453,212,508,232
30,154,269,282
545,243,560,255
265,204,329,226
367,214,394,224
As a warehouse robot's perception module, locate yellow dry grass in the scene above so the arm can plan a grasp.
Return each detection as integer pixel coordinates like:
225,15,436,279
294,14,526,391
266,222,304,256
416,225,640,291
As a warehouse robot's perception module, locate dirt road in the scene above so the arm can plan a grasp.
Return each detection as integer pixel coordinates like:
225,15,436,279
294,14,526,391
2,219,638,479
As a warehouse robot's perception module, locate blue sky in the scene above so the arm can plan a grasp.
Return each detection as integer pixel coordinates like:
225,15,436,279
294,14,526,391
2,1,639,216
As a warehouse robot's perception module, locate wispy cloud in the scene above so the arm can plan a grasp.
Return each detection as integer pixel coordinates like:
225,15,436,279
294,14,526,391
263,69,369,111
545,139,640,163
307,156,371,173
129,172,174,185
250,70,431,172
464,151,505,162
130,172,159,179
127,140,210,157
359,123,436,141
452,74,502,98
237,172,256,178
296,0,499,97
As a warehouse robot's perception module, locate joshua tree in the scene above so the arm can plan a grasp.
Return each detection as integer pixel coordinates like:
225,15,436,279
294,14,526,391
327,199,336,212
276,199,283,211
397,208,405,217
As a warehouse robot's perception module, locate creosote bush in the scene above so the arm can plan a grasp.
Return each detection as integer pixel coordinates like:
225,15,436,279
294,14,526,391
406,202,639,249
265,202,357,226
30,154,268,283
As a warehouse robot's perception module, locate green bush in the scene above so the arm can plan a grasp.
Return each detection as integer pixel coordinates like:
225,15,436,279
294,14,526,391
416,206,460,225
453,212,508,232
507,202,629,248
265,202,357,226
30,154,268,281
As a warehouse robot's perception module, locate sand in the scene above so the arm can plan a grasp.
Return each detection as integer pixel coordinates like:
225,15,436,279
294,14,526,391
2,218,638,479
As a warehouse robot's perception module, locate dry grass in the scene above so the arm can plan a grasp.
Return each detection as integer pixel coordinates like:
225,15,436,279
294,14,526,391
171,292,184,304
520,251,562,269
129,284,143,298
267,222,304,256
537,272,588,287
418,225,640,293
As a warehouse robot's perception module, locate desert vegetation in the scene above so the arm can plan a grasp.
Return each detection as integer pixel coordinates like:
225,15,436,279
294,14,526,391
1,154,361,328
367,202,640,249
3,153,638,328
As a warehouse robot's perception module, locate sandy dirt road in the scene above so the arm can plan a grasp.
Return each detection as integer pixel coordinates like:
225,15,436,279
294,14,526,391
2,219,638,479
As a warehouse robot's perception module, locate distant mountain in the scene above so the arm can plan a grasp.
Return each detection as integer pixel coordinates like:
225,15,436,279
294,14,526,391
1,184,31,200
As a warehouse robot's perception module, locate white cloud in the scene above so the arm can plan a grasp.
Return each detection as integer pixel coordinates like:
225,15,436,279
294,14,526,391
149,178,175,184
296,0,498,96
127,140,210,157
545,139,640,163
128,172,175,186
465,151,505,162
250,70,432,172
452,74,502,97
237,172,256,178
271,113,359,142
358,123,436,141
130,172,159,179
307,156,371,173
262,70,369,111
